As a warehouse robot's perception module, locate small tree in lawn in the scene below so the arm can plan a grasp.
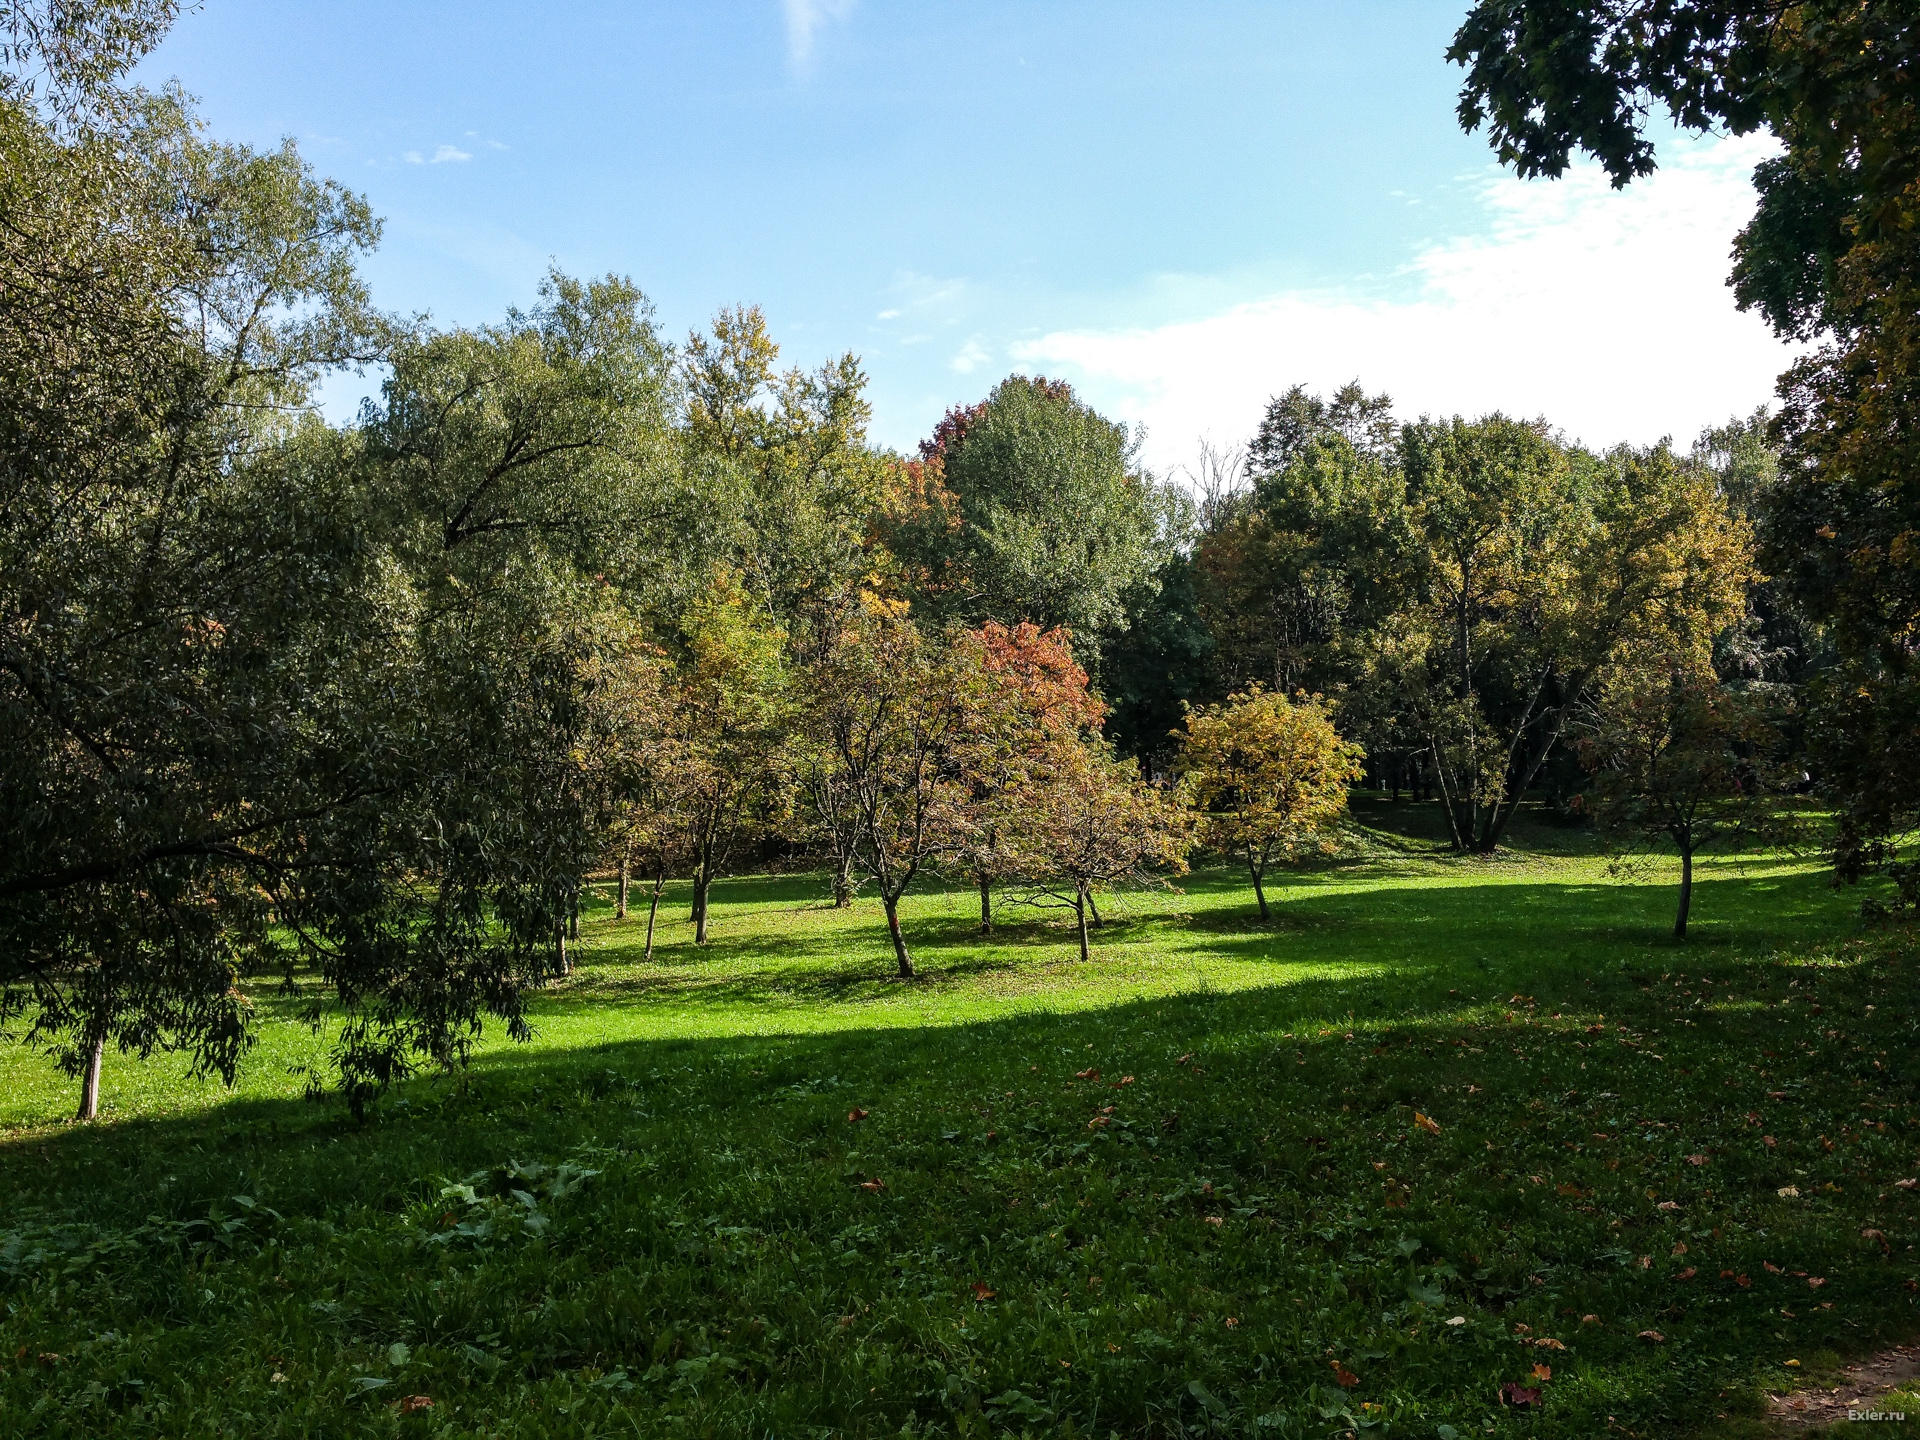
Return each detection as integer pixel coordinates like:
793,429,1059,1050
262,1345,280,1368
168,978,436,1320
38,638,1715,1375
1023,736,1192,961
953,621,1107,932
1580,659,1797,940
802,597,975,978
1178,688,1364,920
665,579,792,944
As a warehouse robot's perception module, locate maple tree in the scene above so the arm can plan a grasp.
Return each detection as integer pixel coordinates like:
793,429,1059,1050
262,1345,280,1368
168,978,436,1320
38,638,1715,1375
1178,688,1364,919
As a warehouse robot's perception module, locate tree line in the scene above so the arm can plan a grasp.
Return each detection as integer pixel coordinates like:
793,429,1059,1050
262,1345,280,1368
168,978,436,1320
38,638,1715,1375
0,1,1873,1116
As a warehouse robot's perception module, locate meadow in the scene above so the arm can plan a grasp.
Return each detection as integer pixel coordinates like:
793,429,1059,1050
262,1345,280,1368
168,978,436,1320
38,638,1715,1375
2,799,1917,1438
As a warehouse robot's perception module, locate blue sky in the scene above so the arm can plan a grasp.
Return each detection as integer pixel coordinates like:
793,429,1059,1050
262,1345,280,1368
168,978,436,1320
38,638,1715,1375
140,1,1795,472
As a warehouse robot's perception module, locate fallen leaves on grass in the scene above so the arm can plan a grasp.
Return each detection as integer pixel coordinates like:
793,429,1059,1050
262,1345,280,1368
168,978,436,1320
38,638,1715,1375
1638,1330,1666,1344
970,1282,995,1301
1330,1361,1359,1387
859,1179,884,1192
1531,1363,1552,1381
1075,1068,1100,1081
1501,1382,1541,1408
397,1396,433,1414
847,1108,868,1123
1414,1111,1442,1134
1677,1267,1697,1280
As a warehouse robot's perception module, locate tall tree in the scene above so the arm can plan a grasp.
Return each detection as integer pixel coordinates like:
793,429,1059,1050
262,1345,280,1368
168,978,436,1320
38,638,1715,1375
1448,0,1920,903
888,375,1168,650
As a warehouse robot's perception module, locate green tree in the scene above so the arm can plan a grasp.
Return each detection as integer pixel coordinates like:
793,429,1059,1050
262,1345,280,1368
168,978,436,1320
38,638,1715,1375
1178,689,1363,920
890,376,1167,648
1447,0,1920,901
1581,660,1798,939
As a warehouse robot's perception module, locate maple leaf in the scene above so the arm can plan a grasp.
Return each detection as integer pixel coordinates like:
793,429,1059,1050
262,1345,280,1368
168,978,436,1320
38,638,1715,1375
1534,1337,1566,1351
1735,1274,1752,1288
1531,1363,1553,1381
1500,1382,1541,1407
1075,1068,1100,1081
1807,1276,1826,1289
1330,1361,1359,1387
1413,1112,1442,1134
1677,1267,1697,1281
970,1282,995,1301
847,1108,868,1123
1637,1330,1665,1344
1671,1242,1688,1255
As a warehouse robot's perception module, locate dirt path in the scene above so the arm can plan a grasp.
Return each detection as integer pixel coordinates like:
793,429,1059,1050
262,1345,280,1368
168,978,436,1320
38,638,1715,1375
1765,1342,1919,1430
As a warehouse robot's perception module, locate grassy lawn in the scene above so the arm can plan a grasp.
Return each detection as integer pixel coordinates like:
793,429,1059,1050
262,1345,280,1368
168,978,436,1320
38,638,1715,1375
2,799,1918,1438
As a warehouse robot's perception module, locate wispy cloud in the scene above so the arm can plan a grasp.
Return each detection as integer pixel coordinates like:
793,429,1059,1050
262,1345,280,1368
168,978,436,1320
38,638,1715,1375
783,0,853,66
1015,133,1799,471
950,338,991,375
875,308,900,321
402,150,423,165
431,144,472,163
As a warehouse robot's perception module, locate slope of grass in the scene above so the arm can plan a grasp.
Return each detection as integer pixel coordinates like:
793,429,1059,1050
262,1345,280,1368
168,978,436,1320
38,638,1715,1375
2,800,1917,1438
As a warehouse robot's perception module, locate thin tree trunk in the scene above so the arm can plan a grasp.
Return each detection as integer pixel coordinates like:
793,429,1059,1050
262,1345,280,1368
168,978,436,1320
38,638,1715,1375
75,1028,105,1123
885,893,915,979
1251,861,1270,920
568,894,580,941
978,874,993,932
554,921,571,978
1074,884,1092,962
617,857,630,920
644,868,665,961
1086,889,1103,927
692,871,710,944
1674,845,1694,940
833,852,856,908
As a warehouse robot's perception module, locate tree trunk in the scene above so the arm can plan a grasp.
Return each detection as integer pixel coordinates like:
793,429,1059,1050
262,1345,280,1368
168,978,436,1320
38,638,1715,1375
1087,889,1103,927
1250,858,1270,920
1674,845,1694,940
644,868,665,961
978,874,993,933
692,872,710,945
833,852,856,908
75,1029,105,1123
554,921,571,977
1074,884,1092,962
885,894,915,979
617,857,630,921
567,894,580,941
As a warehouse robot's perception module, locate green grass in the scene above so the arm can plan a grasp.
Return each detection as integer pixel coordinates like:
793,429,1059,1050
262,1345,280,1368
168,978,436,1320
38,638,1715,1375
3,798,1918,1438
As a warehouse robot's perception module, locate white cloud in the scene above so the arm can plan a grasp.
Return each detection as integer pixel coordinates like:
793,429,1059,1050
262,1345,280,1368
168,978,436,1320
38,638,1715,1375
783,0,853,66
1014,133,1800,471
402,150,423,165
950,338,991,375
431,144,472,163
875,308,901,320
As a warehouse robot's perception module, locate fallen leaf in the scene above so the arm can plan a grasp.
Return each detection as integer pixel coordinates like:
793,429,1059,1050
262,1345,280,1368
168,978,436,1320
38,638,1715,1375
1118,1076,1134,1085
1638,1330,1665,1344
1639,1255,1653,1269
1531,1363,1552,1381
1777,1185,1800,1198
1686,1154,1709,1166
1764,1136,1777,1148
1534,1337,1566,1351
398,1396,433,1415
1895,1179,1918,1191
1501,1382,1542,1407
1672,1242,1688,1255
1736,1274,1752,1288
1446,1316,1468,1326
1808,1276,1826,1289
1204,1215,1223,1226
1075,1068,1100,1081
1656,1200,1681,1212
1677,1267,1697,1281
970,1282,995,1301
847,1108,868,1123
1414,1112,1442,1134
1863,1228,1890,1252
1176,1053,1193,1064
1581,1314,1600,1324
1765,1261,1783,1273
1331,1361,1359,1387
859,1179,884,1192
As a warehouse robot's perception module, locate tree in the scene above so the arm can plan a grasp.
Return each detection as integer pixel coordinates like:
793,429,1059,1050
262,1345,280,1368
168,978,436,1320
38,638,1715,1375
1581,661,1797,939
0,14,403,1117
1020,736,1192,961
954,621,1108,930
801,599,975,978
1178,689,1364,920
887,375,1169,649
1399,422,1751,854
1447,0,1920,902
660,579,792,945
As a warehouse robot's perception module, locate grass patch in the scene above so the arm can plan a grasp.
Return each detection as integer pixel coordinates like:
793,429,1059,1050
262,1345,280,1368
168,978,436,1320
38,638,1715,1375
2,800,1918,1437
